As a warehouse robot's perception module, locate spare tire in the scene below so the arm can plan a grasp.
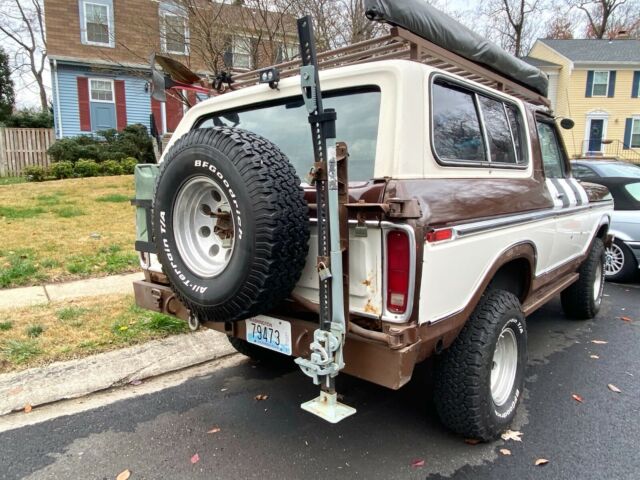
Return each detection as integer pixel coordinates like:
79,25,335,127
153,127,309,322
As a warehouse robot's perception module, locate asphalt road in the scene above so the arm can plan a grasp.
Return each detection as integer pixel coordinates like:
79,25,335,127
1,283,639,480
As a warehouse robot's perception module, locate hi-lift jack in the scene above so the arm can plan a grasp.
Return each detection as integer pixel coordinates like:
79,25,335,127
293,16,356,423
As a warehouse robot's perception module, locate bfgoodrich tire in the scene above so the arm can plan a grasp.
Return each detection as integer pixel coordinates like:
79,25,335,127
153,127,309,323
561,237,605,320
434,290,527,441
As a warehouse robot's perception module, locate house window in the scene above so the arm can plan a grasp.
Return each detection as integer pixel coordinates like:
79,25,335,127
591,71,609,97
161,12,188,55
233,37,252,69
82,1,111,46
90,79,114,102
276,43,297,63
632,119,640,148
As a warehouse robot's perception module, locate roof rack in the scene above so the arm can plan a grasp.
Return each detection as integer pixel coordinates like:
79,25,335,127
226,26,550,107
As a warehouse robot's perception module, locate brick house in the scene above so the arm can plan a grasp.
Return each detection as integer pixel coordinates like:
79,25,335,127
45,0,297,138
525,39,640,161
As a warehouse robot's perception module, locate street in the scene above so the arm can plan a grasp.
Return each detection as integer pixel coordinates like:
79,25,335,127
1,282,639,480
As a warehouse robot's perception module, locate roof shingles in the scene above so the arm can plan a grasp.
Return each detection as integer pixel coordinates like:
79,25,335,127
539,39,640,63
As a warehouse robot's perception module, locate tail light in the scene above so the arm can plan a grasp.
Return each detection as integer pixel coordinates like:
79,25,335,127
386,230,410,314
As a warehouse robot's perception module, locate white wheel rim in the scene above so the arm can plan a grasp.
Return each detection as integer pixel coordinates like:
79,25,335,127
593,261,603,302
604,244,624,276
491,324,518,407
173,175,235,278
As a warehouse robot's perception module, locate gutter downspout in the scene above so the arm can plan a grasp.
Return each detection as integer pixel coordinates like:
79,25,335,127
53,59,64,138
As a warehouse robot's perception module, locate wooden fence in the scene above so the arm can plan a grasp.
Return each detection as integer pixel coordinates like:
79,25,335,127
0,127,55,177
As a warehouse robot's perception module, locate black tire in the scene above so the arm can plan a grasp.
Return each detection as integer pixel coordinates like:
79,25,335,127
153,127,309,323
434,290,527,441
561,237,605,320
227,336,292,365
604,239,637,283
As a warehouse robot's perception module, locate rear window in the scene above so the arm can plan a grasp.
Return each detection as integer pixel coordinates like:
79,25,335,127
195,88,381,182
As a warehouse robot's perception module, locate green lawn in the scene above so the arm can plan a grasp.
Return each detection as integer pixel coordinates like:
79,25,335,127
0,176,138,288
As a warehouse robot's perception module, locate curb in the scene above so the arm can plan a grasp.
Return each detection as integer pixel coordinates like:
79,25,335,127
0,329,236,416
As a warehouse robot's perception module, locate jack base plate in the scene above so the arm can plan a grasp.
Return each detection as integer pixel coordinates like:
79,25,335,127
300,391,356,424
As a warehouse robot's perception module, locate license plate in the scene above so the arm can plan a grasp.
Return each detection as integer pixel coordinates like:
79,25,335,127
245,316,292,356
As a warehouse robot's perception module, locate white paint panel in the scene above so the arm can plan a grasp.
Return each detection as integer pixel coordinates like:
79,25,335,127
419,206,611,324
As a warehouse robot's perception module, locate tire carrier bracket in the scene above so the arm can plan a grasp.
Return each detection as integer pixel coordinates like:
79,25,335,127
294,15,356,423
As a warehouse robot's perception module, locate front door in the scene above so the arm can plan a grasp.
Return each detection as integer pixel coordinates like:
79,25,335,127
588,119,604,152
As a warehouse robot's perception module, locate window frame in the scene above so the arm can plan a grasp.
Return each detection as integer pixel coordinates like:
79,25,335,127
160,10,189,55
81,1,113,47
535,116,569,179
591,70,610,97
631,117,640,149
89,78,115,103
232,36,253,70
429,73,529,170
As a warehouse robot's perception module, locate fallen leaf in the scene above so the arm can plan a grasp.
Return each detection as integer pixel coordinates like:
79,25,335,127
207,427,221,434
464,438,481,445
411,459,425,468
499,448,512,456
220,388,228,392
255,394,269,401
116,470,131,480
572,394,584,403
535,458,549,466
24,404,32,413
620,316,632,322
501,430,523,442
591,340,608,344
607,384,621,393
191,453,200,464
590,355,600,359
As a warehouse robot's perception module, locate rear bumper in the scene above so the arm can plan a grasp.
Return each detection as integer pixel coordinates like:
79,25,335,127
133,279,421,390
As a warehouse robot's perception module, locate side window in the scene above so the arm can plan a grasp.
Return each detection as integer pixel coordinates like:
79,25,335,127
571,164,596,179
537,121,566,178
478,96,517,164
432,78,528,167
432,82,486,163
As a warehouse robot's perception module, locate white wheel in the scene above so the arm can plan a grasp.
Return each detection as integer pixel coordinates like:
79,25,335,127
604,243,624,277
491,325,519,407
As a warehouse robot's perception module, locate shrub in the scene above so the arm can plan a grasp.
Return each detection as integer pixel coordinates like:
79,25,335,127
74,159,100,178
23,165,47,182
47,124,155,164
101,159,123,176
26,324,44,338
50,161,74,179
121,157,138,174
3,109,54,128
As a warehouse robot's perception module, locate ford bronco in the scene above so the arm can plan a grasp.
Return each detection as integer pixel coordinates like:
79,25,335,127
132,1,613,440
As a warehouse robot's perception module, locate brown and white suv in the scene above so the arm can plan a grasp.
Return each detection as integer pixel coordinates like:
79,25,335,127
132,18,613,441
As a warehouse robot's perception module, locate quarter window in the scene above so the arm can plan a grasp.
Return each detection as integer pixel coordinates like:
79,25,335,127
83,2,111,45
592,71,609,97
537,121,565,178
432,79,527,167
89,79,114,102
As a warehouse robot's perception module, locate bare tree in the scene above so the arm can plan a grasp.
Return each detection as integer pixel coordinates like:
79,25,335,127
569,0,628,38
0,0,48,110
545,10,576,39
481,0,544,57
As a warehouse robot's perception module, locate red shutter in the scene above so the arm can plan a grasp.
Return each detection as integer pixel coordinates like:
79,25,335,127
151,98,163,134
114,80,127,131
165,90,184,132
77,77,91,132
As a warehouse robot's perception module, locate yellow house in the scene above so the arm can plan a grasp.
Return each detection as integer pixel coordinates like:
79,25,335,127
526,39,640,162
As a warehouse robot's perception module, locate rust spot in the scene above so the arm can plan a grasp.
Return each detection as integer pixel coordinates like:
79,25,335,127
364,300,380,315
362,279,372,287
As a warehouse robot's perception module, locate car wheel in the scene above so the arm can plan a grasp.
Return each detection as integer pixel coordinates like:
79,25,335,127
561,237,605,320
153,127,309,323
604,239,636,283
433,289,527,441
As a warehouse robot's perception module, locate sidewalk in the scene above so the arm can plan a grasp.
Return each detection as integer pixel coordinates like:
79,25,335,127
0,272,141,310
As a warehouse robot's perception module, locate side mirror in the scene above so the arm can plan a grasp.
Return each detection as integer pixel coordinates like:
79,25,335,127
560,118,575,130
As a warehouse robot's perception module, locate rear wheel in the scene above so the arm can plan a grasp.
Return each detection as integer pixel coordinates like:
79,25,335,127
561,238,605,320
604,239,636,283
434,290,527,441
